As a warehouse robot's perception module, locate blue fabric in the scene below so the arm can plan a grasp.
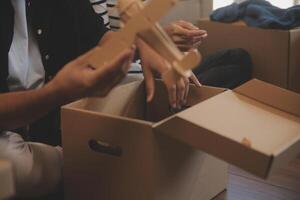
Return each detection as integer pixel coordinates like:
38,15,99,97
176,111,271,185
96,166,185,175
210,0,300,30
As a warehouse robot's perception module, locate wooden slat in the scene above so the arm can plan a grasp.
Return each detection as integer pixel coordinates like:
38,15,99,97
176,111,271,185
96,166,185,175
213,157,300,200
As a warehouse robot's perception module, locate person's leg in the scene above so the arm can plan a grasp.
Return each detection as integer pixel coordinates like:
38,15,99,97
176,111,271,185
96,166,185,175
194,48,252,89
0,132,63,198
197,64,251,89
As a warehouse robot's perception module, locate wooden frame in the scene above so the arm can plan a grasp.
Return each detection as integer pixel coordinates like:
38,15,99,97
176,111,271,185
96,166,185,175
88,0,202,84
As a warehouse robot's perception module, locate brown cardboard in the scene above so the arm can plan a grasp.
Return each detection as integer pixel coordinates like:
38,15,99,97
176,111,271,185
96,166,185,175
62,79,300,199
62,80,228,200
289,30,300,93
197,19,300,93
155,79,300,178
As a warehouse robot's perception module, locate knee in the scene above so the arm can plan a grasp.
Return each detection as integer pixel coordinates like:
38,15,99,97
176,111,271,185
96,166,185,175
230,48,253,71
19,142,63,198
226,48,253,81
0,133,63,198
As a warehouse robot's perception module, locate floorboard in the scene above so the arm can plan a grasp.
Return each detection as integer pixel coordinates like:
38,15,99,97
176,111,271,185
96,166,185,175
212,157,300,200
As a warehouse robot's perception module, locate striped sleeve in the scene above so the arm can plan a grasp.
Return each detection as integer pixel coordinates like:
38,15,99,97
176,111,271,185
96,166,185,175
107,0,148,32
90,0,110,28
107,0,120,31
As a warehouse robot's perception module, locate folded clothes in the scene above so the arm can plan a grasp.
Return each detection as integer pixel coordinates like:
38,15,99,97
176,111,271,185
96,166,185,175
194,48,252,89
210,0,300,30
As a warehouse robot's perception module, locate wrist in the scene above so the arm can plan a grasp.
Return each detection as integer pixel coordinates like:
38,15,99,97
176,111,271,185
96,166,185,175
43,81,70,106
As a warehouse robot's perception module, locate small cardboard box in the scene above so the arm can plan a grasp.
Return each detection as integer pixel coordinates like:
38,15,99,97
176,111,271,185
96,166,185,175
61,80,228,200
198,19,300,93
62,79,300,200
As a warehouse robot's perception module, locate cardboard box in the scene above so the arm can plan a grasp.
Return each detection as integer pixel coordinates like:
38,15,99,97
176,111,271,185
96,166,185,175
61,80,228,200
62,79,300,200
197,19,300,93
0,160,14,200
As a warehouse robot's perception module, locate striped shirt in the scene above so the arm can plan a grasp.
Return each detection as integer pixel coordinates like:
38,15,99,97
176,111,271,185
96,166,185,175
90,0,147,73
90,0,147,31
90,0,110,28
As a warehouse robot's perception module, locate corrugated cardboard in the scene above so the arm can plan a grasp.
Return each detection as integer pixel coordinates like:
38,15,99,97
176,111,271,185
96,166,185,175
61,80,228,200
197,19,300,93
62,79,300,199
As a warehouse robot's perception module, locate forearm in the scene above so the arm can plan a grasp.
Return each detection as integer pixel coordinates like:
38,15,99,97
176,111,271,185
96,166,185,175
0,84,64,130
98,31,115,45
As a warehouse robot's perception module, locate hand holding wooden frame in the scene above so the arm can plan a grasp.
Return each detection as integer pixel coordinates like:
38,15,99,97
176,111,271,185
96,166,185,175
88,0,202,84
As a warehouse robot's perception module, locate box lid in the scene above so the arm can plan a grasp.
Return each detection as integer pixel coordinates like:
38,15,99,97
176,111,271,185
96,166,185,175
154,79,300,178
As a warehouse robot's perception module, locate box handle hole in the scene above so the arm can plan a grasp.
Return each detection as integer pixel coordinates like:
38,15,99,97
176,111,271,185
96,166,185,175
89,139,122,157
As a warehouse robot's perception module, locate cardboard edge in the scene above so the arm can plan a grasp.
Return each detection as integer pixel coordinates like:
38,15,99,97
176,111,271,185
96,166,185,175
268,136,300,178
234,79,300,118
62,80,145,109
287,31,292,90
61,106,152,127
154,116,272,178
152,86,227,128
198,19,293,34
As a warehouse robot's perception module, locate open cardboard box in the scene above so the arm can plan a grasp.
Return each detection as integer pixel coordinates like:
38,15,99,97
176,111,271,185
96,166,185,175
62,79,300,200
198,19,300,93
61,80,228,200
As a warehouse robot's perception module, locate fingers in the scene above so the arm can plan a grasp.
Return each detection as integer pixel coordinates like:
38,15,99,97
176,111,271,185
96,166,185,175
189,73,202,87
143,66,155,102
177,44,193,52
162,70,191,109
173,24,205,38
183,77,190,105
168,21,207,51
176,78,185,109
176,20,199,30
167,84,177,109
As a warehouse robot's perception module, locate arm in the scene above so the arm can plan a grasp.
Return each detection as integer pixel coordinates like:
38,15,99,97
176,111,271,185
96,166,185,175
0,84,63,130
0,45,135,130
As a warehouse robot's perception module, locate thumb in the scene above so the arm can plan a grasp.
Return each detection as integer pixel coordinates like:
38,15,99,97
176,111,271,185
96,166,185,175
177,20,199,30
189,73,202,87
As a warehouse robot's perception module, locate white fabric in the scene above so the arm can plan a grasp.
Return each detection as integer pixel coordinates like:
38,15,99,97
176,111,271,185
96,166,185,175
0,132,62,198
7,0,45,92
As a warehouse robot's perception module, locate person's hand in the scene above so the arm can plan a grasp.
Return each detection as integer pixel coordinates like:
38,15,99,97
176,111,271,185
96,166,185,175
164,20,208,52
46,46,136,104
137,39,201,109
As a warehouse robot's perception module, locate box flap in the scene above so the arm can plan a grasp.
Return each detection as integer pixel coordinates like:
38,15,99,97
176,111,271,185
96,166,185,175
154,83,300,178
146,80,225,122
198,20,290,88
234,79,300,117
63,80,146,118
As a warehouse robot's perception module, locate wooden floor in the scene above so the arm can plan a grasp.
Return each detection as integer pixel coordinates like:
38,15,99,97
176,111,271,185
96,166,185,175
212,156,300,200
16,156,300,200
